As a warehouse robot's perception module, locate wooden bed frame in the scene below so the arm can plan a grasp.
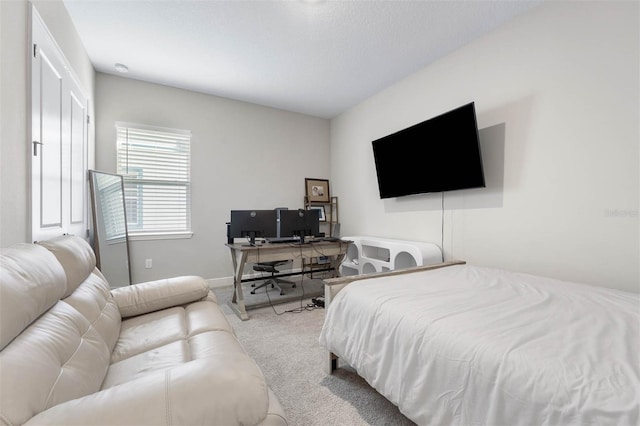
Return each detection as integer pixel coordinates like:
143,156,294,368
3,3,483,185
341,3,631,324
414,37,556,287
322,260,466,374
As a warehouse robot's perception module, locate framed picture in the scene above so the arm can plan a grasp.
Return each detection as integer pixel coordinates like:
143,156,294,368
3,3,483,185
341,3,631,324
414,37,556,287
308,205,326,222
305,178,330,203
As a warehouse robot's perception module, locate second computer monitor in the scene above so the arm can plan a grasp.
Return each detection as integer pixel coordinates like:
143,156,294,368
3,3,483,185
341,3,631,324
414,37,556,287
279,209,320,238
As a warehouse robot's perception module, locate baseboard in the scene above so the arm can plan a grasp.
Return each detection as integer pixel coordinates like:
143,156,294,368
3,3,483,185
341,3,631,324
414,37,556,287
206,277,234,288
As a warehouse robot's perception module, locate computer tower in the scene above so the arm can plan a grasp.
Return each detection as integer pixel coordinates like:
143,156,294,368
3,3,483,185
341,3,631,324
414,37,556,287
275,207,288,238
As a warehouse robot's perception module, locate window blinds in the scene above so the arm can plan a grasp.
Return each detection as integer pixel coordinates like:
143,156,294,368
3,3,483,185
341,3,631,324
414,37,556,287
116,123,191,235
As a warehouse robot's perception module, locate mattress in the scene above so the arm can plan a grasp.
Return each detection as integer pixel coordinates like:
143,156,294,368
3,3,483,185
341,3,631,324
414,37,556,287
319,265,639,425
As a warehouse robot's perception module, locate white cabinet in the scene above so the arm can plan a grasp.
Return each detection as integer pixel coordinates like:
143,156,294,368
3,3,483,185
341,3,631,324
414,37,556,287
340,236,442,276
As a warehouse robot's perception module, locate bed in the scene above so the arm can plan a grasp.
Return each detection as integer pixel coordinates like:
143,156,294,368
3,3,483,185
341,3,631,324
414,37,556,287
319,262,639,425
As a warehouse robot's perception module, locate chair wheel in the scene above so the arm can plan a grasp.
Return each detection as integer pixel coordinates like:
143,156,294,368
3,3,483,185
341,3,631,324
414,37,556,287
279,291,284,295
271,283,275,288
251,283,256,287
292,284,296,288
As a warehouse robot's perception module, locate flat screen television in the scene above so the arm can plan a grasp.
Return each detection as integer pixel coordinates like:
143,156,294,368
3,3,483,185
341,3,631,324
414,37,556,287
371,102,485,199
229,210,277,244
279,209,320,239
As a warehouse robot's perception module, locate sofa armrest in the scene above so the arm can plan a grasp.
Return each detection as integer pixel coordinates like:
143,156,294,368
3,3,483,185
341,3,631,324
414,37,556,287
111,276,209,318
24,358,274,426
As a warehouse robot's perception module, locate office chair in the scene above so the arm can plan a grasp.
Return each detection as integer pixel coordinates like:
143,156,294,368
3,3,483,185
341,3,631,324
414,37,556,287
251,260,296,296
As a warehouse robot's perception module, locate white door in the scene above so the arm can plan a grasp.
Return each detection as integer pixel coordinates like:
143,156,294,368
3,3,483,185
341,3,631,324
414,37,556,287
31,8,88,242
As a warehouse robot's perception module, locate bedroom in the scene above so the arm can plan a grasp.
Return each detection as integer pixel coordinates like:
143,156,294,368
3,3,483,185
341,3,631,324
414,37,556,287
0,0,638,425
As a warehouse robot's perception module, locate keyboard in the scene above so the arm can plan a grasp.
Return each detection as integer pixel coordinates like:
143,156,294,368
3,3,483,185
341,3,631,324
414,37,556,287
266,237,299,244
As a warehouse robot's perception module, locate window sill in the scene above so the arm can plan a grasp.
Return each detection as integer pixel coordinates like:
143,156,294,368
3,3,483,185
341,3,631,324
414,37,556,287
128,232,193,242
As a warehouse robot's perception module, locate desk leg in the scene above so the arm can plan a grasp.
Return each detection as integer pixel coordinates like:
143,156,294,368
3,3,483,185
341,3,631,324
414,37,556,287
228,249,249,321
330,251,346,278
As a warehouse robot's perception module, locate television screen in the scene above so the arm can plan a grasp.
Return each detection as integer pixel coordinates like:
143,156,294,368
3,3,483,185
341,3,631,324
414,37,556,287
372,102,485,199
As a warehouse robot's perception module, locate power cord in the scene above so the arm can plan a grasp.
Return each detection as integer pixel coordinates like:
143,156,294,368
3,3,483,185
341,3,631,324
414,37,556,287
441,192,445,262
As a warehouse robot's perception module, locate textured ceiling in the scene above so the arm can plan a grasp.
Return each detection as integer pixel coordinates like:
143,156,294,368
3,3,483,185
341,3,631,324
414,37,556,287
64,0,541,118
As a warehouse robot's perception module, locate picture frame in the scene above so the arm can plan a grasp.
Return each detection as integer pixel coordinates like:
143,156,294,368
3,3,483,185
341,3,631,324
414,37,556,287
305,178,330,203
308,205,326,222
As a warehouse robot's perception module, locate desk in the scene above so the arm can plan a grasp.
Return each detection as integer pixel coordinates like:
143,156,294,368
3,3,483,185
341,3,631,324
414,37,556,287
226,240,350,320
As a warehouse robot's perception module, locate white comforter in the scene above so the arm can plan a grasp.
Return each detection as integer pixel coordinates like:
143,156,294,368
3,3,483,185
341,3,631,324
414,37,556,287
319,265,639,425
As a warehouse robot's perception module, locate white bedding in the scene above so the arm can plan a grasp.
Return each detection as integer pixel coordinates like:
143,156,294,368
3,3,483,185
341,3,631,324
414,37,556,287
319,265,639,425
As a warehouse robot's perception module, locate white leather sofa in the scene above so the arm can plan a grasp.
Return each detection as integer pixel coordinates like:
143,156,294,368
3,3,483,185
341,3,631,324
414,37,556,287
0,235,287,425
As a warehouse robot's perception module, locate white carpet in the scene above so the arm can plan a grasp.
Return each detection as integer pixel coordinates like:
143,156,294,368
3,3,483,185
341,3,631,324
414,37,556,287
213,285,416,425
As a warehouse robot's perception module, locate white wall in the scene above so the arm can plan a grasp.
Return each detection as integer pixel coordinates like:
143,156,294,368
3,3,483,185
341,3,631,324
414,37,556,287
0,0,95,246
95,73,330,283
331,1,639,292
0,0,28,246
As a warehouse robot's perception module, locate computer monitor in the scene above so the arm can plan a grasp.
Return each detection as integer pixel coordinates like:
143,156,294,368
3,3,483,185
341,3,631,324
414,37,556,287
279,209,320,240
229,210,277,245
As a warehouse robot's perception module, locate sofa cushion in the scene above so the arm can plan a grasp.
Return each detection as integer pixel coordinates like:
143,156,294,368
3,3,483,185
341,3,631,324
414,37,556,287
110,300,233,364
104,298,241,390
37,236,97,297
0,244,67,350
103,339,190,389
0,301,111,425
104,329,245,389
23,358,271,426
111,307,189,363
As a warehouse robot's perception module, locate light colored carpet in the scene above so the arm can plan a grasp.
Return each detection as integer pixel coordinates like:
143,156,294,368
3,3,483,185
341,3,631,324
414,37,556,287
213,285,416,426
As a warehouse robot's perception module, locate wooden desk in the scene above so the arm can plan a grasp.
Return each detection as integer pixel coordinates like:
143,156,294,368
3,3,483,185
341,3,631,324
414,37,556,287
226,240,350,320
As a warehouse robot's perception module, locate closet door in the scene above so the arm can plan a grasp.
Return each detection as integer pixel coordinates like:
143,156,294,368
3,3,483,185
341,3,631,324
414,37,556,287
31,9,88,242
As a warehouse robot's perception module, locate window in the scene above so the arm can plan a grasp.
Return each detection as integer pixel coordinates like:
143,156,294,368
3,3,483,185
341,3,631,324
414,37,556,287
116,122,192,238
